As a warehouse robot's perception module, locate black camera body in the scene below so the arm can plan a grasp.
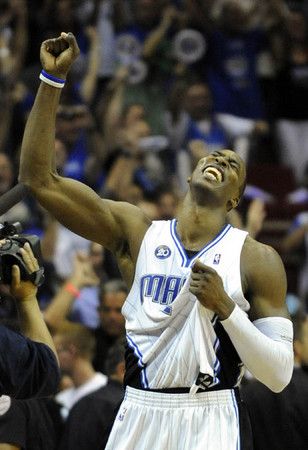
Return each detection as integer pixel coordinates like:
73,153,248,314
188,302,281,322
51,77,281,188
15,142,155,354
0,222,45,286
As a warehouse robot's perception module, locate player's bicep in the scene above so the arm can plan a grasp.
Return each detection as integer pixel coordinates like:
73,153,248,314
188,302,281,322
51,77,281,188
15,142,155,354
242,240,289,321
35,175,133,251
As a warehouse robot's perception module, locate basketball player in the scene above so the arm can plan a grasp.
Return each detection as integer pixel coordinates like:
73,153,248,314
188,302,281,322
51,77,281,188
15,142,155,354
19,33,293,449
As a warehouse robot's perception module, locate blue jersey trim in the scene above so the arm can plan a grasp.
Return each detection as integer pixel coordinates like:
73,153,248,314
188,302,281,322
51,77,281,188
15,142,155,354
170,219,186,266
126,335,145,368
140,368,149,389
126,334,149,388
231,389,241,450
190,224,231,267
212,314,221,377
170,220,232,267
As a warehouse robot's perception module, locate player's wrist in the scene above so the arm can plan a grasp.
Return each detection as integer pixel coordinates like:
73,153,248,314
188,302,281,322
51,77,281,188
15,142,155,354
39,70,66,89
216,297,235,320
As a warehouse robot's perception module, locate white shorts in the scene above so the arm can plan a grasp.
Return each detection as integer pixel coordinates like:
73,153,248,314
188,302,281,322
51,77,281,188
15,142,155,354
105,386,251,450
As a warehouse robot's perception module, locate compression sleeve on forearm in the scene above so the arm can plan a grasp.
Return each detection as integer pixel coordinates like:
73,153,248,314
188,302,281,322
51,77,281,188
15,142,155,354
221,304,294,393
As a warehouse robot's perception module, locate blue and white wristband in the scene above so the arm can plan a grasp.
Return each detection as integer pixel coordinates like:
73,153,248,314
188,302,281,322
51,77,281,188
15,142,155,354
39,70,66,88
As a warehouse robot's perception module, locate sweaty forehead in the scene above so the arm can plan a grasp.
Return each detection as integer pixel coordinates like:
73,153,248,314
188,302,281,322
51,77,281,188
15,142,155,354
218,149,242,161
219,150,242,165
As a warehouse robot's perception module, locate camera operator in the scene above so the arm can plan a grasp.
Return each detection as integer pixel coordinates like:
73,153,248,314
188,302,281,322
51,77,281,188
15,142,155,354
0,240,60,399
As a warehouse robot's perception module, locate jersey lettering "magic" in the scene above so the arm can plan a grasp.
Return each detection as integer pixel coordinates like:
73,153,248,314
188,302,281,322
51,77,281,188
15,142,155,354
123,219,249,392
140,274,187,309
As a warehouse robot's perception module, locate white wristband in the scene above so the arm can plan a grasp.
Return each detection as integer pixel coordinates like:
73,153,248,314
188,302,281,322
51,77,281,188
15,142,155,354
39,70,66,88
221,304,293,393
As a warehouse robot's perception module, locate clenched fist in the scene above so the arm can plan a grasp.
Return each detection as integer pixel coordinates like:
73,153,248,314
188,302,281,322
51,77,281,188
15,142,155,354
40,32,80,79
189,259,235,319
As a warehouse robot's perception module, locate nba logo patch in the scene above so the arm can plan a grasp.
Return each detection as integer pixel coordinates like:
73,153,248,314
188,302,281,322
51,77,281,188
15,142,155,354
213,254,221,264
118,407,128,422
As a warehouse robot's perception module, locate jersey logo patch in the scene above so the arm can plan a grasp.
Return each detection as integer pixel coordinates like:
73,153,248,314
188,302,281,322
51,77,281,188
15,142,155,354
195,372,215,390
118,407,128,422
213,253,221,264
155,245,171,259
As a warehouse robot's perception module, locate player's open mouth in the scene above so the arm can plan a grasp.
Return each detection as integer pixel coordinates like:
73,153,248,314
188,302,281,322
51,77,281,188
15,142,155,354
203,166,224,182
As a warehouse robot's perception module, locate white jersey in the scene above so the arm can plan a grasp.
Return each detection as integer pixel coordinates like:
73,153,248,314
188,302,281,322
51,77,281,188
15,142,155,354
123,219,249,393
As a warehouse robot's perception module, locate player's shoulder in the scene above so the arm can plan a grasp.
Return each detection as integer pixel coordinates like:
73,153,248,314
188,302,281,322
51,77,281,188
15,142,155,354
106,199,152,238
116,199,150,221
241,235,285,279
242,234,280,259
106,198,146,218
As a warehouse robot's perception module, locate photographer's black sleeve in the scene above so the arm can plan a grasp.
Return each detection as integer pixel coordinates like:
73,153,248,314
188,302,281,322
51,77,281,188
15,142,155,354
0,325,60,399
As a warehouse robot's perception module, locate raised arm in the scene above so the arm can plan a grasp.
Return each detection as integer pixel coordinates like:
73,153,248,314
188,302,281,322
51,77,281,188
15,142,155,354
103,65,129,152
19,33,150,283
143,5,179,59
280,222,308,253
79,26,99,105
44,250,99,333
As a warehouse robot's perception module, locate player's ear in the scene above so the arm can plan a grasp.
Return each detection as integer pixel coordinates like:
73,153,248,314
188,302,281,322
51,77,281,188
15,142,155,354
187,176,191,183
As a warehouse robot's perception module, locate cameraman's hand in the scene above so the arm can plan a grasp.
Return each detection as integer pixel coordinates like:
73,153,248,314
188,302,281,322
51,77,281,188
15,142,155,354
10,242,39,302
40,32,80,79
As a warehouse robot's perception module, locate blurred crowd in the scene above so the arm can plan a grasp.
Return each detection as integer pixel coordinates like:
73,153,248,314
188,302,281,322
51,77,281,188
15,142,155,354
1,0,308,448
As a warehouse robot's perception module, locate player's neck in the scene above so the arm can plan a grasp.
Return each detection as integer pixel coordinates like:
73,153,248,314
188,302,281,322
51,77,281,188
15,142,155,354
176,202,227,251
